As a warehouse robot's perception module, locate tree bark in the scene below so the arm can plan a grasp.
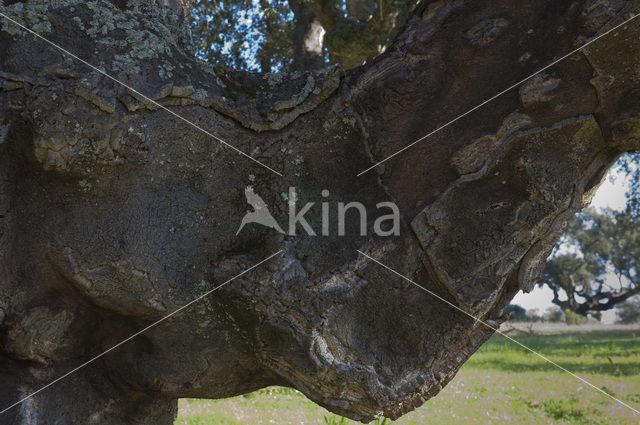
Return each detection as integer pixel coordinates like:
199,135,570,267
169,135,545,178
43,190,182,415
288,0,326,71
1,0,640,423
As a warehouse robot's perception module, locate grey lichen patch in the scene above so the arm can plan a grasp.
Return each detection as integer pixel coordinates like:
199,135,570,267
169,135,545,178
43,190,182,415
1,12,26,37
112,53,141,74
72,15,85,31
127,28,172,59
25,3,52,33
158,62,175,80
5,0,342,136
82,2,173,60
85,1,118,37
1,3,52,36
1,3,27,37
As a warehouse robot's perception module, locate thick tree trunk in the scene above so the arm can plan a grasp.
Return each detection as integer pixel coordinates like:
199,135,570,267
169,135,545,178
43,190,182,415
1,0,640,423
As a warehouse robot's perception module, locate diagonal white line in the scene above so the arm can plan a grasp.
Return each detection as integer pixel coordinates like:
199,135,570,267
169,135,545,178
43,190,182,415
357,249,640,416
0,249,284,416
357,12,640,176
0,12,283,177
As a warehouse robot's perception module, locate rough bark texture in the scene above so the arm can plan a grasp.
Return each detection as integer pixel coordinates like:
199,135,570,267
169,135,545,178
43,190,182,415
1,0,640,423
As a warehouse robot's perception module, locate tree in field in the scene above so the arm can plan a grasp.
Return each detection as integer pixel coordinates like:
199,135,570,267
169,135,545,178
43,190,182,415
544,306,564,323
504,304,529,321
538,209,640,319
2,0,640,424
616,297,640,324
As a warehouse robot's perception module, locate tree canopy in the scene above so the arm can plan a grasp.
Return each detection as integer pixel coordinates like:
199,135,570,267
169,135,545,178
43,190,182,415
538,208,640,318
190,0,419,72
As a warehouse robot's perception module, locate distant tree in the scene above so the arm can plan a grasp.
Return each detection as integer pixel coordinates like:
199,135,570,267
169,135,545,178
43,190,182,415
544,306,565,323
504,304,528,322
563,309,588,325
538,209,640,319
527,309,542,322
616,297,640,324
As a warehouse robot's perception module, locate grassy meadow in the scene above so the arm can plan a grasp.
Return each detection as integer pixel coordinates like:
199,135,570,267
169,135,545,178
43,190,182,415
175,328,640,425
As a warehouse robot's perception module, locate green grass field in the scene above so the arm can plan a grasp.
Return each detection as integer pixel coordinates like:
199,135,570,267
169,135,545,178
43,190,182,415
175,329,640,425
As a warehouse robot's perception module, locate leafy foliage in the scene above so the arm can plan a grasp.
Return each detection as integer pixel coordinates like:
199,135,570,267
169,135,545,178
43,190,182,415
616,297,640,324
505,304,529,321
189,0,418,72
616,151,640,219
563,309,588,325
191,0,295,72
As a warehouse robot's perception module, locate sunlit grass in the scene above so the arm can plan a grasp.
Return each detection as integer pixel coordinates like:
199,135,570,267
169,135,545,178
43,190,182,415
175,330,640,424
